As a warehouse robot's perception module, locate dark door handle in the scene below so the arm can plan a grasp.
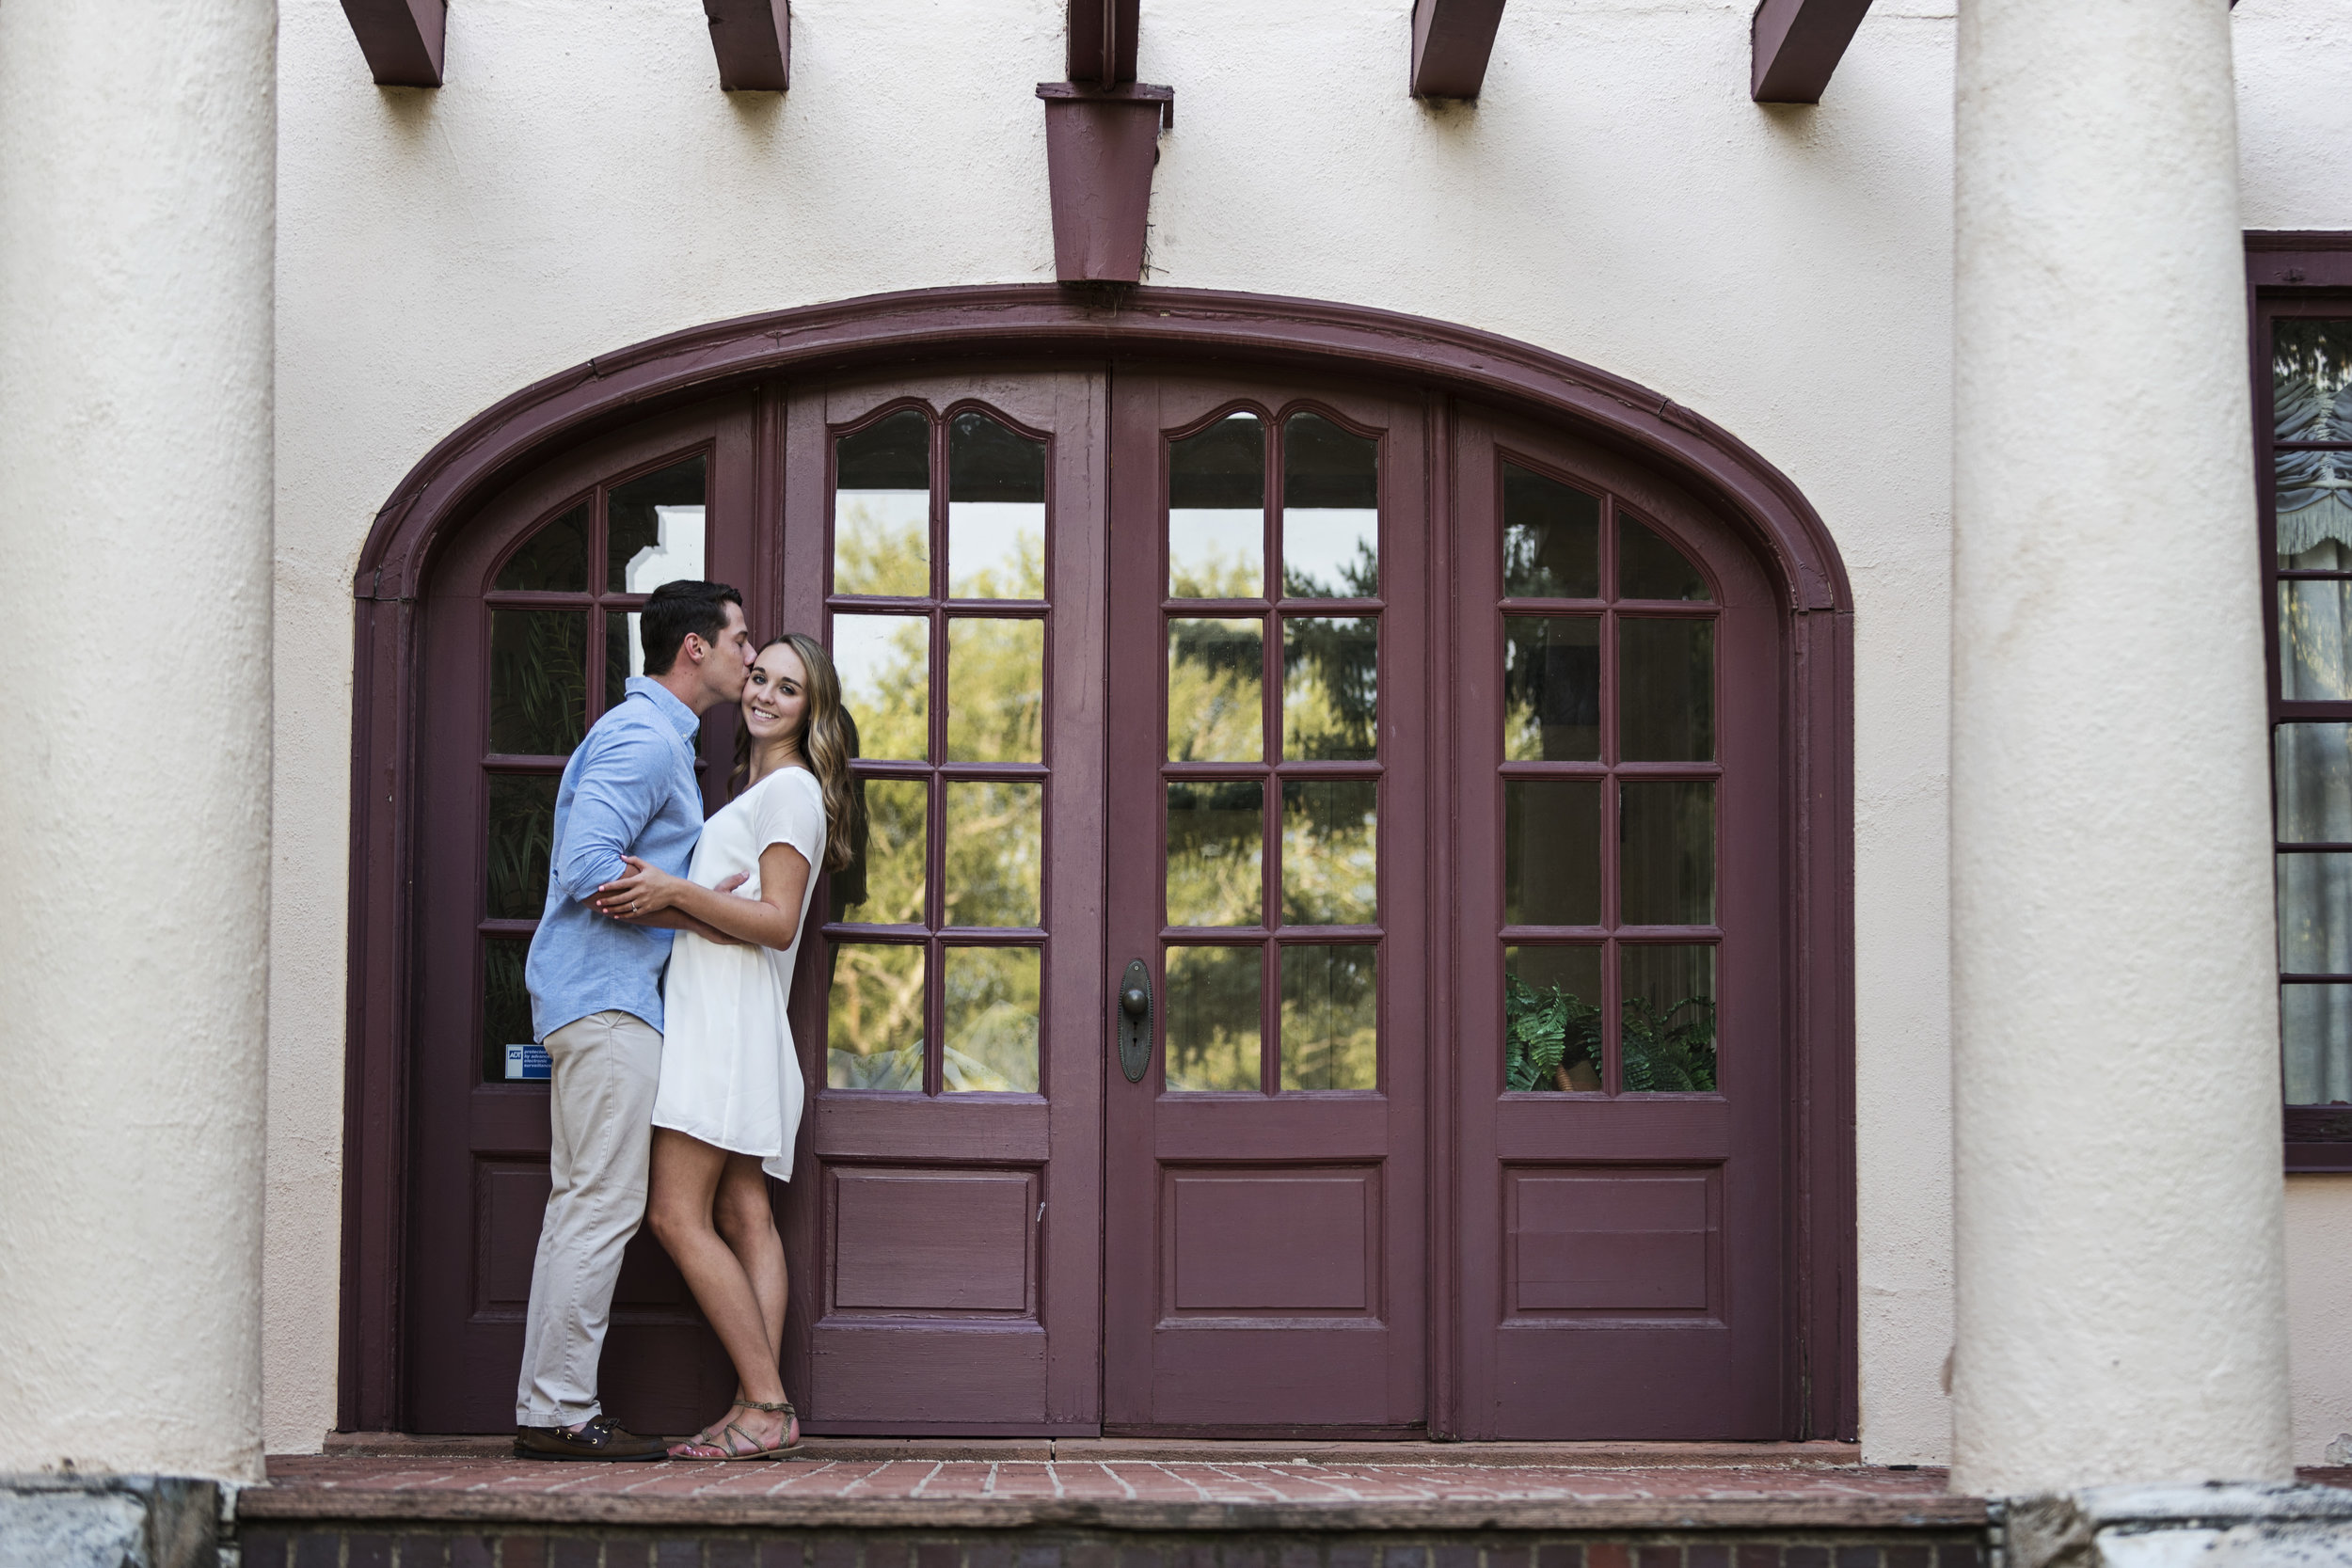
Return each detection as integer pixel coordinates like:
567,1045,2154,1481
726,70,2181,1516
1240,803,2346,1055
1116,958,1152,1083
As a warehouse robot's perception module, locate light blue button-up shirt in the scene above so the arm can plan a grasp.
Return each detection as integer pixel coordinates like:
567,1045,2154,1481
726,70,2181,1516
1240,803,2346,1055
525,677,706,1041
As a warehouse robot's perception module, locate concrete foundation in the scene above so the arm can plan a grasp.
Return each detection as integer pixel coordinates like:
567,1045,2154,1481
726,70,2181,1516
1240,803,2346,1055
0,1477,221,1568
2007,1484,2352,1568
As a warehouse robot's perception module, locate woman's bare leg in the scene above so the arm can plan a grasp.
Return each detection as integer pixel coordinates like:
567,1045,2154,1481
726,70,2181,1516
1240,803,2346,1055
647,1130,791,1449
712,1156,787,1371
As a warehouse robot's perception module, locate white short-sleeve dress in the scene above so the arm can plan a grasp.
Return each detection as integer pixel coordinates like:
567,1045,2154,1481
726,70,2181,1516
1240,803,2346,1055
652,766,827,1180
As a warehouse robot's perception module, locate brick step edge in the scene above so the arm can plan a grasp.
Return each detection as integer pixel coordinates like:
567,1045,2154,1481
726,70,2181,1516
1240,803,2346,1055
317,1435,1870,1469
236,1529,1993,1568
235,1492,1989,1533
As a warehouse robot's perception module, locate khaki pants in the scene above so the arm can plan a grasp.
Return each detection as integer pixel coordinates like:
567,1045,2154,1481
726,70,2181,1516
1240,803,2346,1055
514,1009,661,1427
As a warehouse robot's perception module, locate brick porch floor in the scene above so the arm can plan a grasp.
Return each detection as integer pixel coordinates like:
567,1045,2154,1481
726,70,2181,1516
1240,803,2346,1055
233,1451,2352,1568
251,1452,1985,1531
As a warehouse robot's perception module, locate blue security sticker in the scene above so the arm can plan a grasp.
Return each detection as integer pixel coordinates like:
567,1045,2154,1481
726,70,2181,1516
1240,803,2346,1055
504,1043,551,1082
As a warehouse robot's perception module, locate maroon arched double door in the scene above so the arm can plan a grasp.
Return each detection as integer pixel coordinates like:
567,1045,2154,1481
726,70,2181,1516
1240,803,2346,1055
386,329,1837,1440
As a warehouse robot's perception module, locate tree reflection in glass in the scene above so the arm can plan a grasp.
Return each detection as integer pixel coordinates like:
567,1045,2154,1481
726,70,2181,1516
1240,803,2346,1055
1502,616,1598,762
1281,412,1377,599
945,781,1042,928
1168,412,1264,599
1280,781,1375,927
834,410,930,597
827,942,926,1090
943,945,1041,1092
835,778,925,927
1282,616,1377,761
1166,782,1263,928
1163,943,1262,1091
946,618,1044,763
948,411,1046,600
1279,944,1376,1090
833,613,929,761
1168,618,1264,761
1502,464,1599,600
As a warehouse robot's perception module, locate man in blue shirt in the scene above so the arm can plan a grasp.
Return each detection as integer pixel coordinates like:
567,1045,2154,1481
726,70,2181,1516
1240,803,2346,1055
514,579,755,1461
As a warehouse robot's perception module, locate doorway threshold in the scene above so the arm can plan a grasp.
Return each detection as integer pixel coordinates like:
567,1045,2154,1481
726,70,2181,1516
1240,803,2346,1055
323,1432,1862,1467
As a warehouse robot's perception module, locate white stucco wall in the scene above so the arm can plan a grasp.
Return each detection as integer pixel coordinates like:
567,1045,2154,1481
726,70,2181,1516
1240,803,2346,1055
2,0,277,1484
261,0,2350,1460
2286,1178,2352,1464
2239,0,2352,1476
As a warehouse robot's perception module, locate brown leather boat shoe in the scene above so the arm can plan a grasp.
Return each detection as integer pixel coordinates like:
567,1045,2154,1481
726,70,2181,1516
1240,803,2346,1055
514,1414,669,1462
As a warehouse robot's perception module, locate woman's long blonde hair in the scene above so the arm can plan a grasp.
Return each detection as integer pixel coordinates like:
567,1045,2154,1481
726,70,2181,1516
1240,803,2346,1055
732,633,864,874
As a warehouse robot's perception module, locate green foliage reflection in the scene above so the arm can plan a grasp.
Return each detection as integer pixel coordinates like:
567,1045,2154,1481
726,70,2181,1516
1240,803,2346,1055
945,781,1042,927
828,943,925,1090
1168,617,1264,761
943,946,1041,1092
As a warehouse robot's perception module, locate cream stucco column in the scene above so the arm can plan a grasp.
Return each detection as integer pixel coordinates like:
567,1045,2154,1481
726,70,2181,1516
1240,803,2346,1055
0,2,277,1484
1950,0,2291,1496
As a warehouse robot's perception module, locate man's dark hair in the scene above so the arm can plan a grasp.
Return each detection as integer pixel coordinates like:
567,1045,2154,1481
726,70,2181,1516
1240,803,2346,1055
640,579,743,676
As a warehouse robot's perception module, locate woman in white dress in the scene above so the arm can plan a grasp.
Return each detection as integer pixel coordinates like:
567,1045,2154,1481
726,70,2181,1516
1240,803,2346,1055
591,633,862,1460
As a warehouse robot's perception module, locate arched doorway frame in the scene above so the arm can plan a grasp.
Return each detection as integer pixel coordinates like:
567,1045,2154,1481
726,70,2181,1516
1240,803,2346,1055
340,285,1856,1437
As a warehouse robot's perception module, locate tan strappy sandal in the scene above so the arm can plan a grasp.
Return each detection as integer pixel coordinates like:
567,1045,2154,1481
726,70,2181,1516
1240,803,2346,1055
666,1398,803,1461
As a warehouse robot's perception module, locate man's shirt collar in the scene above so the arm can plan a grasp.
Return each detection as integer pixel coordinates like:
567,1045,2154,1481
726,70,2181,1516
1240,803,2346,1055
625,674,702,738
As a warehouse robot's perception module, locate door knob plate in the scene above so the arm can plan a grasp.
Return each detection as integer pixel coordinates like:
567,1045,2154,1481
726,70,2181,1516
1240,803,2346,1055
1116,958,1152,1084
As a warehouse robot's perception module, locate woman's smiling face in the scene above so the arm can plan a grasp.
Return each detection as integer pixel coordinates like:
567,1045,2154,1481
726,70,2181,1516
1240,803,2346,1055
742,641,810,747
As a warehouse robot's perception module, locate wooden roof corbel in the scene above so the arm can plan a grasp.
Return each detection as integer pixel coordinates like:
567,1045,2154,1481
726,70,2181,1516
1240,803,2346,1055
1410,0,1507,101
1750,0,1873,103
1039,0,1171,284
339,0,445,88
705,0,790,93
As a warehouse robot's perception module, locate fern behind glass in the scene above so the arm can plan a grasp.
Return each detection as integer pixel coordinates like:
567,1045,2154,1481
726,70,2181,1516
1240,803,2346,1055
1504,974,1717,1093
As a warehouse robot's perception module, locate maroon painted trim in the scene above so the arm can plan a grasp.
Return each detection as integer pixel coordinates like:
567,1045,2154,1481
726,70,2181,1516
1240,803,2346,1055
1791,603,1858,1435
704,0,789,92
2246,232,2352,1171
1749,0,1872,104
352,288,1850,610
340,594,420,1431
1067,0,1139,89
2288,1110,2352,1169
342,285,1855,1430
1409,0,1507,101
339,0,445,88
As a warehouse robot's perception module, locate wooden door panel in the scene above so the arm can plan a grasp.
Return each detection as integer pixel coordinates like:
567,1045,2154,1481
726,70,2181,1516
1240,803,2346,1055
1103,369,1429,1434
810,1327,1049,1428
1152,1095,1389,1156
1143,1332,1394,1427
1448,402,1788,1440
1165,1168,1378,1313
1493,1097,1730,1155
1503,1165,1719,1312
810,1096,1050,1161
406,396,758,1434
783,367,1107,1433
828,1168,1038,1313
